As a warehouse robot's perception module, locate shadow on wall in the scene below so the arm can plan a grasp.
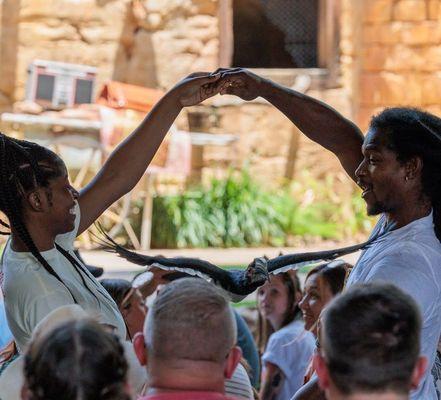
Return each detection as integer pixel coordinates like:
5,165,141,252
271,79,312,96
111,0,158,88
0,0,20,110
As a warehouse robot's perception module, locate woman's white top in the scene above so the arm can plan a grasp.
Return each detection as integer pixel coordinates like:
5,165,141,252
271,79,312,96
262,319,315,400
1,202,126,351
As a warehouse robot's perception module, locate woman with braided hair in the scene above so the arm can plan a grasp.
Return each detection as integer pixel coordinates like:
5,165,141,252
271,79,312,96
0,72,221,351
22,319,130,400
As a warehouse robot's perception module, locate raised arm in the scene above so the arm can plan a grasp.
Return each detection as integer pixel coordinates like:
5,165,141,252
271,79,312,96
77,73,219,234
216,68,364,181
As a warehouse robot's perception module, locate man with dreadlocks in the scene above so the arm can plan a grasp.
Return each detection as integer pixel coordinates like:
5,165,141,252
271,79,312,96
211,68,441,400
0,72,220,351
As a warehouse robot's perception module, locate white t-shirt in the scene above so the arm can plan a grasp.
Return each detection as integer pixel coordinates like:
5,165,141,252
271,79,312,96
347,212,441,400
1,202,126,351
262,319,315,400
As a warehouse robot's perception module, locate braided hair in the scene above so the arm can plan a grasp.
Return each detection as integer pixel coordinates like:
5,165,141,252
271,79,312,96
24,319,130,400
370,107,441,242
0,133,76,298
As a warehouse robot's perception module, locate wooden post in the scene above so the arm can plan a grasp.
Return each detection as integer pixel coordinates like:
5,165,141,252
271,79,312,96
140,174,153,250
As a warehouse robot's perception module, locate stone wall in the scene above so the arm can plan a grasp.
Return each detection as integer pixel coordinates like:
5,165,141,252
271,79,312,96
0,0,355,188
354,0,441,129
0,0,220,107
119,0,220,88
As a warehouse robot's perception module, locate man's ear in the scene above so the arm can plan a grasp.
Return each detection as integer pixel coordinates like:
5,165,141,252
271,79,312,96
404,156,423,181
224,346,242,379
410,356,427,390
313,352,331,390
133,332,147,366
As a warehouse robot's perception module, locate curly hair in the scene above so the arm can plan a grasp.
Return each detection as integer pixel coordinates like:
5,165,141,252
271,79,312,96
24,319,130,400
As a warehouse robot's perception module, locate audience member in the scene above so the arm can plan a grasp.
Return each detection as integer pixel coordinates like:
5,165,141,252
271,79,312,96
100,278,147,340
257,272,315,400
314,283,427,400
291,260,349,400
22,319,130,400
133,278,242,400
0,305,147,400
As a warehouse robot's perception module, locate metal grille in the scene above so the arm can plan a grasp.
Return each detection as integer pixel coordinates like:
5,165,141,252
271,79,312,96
232,0,319,68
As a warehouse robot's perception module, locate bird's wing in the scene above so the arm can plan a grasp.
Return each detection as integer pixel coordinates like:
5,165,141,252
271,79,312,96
146,262,212,281
267,224,394,274
93,226,238,290
270,260,324,275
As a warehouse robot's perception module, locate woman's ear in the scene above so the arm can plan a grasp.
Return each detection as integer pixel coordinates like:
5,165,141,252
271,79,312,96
26,191,43,212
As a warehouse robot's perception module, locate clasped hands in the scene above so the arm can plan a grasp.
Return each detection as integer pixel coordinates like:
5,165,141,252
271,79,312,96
174,67,264,107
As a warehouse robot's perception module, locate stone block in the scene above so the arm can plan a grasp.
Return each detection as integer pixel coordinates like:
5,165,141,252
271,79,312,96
191,0,218,16
362,45,389,71
421,46,441,71
21,0,129,24
421,73,441,105
383,45,425,71
362,44,425,72
80,26,123,44
428,0,440,20
363,22,403,45
393,0,427,21
363,1,393,24
400,21,441,45
19,21,78,43
359,72,422,106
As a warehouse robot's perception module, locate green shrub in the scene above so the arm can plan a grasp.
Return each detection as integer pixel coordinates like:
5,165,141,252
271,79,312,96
146,170,374,249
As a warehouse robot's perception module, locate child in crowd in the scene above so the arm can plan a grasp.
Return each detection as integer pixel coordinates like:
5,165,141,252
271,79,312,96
257,272,315,400
100,279,147,340
22,319,130,400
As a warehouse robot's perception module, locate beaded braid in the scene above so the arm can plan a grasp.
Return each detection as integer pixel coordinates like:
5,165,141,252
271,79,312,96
0,134,78,302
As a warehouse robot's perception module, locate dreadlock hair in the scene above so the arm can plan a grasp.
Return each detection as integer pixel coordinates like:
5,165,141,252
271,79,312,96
256,271,302,355
370,107,441,242
0,133,77,299
24,319,130,400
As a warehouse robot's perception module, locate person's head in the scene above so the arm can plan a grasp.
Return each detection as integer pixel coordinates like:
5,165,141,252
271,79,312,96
133,278,241,393
256,272,302,352
314,283,427,399
22,319,130,400
299,260,349,335
355,108,441,239
100,279,147,339
0,134,78,237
